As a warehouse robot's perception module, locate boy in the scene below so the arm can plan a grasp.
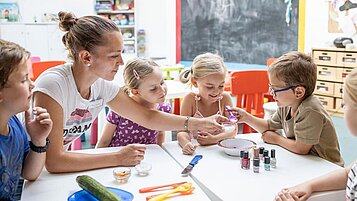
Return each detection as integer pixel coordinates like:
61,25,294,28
232,51,343,166
0,39,52,200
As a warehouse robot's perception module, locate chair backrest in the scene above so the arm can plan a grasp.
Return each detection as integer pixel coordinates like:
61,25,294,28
31,61,65,81
267,57,277,67
230,70,269,115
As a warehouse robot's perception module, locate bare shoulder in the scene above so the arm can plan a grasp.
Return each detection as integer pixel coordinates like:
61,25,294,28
221,92,233,105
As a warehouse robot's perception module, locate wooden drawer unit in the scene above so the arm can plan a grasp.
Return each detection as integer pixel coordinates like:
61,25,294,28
337,52,357,67
317,66,343,82
313,48,357,115
313,51,337,66
315,81,335,96
316,95,334,111
342,68,354,81
335,98,344,112
334,83,343,98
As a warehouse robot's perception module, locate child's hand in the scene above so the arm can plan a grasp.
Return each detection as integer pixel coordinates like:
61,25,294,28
261,130,280,144
117,144,146,166
274,189,301,201
182,142,196,155
197,131,218,145
25,107,52,146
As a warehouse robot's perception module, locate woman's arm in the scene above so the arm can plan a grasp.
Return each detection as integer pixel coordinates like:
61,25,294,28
96,122,116,148
34,92,145,173
108,89,224,132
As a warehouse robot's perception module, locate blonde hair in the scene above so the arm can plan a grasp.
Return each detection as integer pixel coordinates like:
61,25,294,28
123,57,160,94
268,51,316,99
0,39,30,89
345,68,357,108
58,11,120,61
179,53,227,86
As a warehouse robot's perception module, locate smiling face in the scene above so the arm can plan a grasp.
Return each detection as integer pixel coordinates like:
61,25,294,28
0,58,34,114
192,72,225,103
90,31,124,81
133,67,167,104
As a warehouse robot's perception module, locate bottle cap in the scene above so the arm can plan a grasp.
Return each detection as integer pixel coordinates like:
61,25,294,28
240,150,244,158
253,147,259,158
263,150,269,157
264,156,270,164
271,149,276,158
253,158,260,166
259,147,264,154
243,151,249,158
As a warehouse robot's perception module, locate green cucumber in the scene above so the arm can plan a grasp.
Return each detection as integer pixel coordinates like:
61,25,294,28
76,175,122,201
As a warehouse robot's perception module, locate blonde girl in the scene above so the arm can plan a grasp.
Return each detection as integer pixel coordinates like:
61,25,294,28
177,53,237,155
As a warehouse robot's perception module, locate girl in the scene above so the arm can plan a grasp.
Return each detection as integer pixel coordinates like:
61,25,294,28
274,68,357,201
96,58,171,147
177,53,237,155
33,12,226,173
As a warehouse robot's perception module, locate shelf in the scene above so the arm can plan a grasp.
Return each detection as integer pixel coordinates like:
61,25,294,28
97,10,135,14
123,37,135,41
118,25,135,29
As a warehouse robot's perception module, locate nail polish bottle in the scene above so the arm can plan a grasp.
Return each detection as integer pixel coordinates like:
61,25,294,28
271,149,277,168
259,147,264,161
264,156,270,171
240,150,244,164
253,158,260,173
241,151,250,170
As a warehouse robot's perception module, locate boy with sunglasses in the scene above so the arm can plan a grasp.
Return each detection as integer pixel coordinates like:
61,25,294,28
231,51,343,166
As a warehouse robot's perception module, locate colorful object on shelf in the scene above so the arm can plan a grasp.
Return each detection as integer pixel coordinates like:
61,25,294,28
137,29,146,57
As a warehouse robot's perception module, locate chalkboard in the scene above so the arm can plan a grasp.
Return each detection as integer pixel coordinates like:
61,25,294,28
181,0,298,65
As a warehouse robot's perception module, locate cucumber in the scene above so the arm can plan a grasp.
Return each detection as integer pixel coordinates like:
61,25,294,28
76,175,122,201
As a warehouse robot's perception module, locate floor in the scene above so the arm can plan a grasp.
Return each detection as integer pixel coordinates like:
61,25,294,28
82,115,357,166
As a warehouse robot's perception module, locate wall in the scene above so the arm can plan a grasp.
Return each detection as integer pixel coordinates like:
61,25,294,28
304,0,357,53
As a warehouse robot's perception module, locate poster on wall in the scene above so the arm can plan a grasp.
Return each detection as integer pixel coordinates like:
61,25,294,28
0,2,20,22
329,0,357,35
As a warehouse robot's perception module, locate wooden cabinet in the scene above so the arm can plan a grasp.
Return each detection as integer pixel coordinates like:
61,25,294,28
312,48,357,114
0,23,67,61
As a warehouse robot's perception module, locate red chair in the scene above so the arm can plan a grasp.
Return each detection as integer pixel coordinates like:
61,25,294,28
31,61,65,81
230,70,269,133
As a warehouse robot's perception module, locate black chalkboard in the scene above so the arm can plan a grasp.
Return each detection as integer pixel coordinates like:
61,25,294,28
181,0,298,65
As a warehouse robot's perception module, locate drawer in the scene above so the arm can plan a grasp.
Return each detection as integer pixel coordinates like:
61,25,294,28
313,51,337,65
334,83,343,98
342,68,354,81
316,95,334,110
335,98,344,112
337,52,357,67
315,81,335,96
317,66,343,82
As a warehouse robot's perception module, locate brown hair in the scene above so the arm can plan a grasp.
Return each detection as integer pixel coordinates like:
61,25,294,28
268,51,317,99
179,52,227,87
0,39,30,89
123,57,160,94
58,11,120,61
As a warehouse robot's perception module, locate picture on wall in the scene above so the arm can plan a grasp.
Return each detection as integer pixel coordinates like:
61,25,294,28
329,0,357,35
0,2,20,22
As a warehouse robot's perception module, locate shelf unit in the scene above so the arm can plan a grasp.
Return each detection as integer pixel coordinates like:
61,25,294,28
312,48,357,115
95,0,137,57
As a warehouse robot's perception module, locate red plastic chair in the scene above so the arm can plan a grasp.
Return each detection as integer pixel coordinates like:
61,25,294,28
31,61,65,81
230,70,269,133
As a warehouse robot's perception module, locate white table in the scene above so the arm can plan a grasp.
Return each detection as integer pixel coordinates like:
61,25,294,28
165,80,191,100
21,145,210,201
162,133,345,201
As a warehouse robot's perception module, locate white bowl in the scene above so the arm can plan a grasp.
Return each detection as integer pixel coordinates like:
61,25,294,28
218,138,256,157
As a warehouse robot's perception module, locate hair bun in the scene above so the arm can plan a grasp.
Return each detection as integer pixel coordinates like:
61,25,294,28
58,11,77,32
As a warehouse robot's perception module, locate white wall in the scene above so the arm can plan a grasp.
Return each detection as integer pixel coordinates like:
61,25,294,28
304,0,357,53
